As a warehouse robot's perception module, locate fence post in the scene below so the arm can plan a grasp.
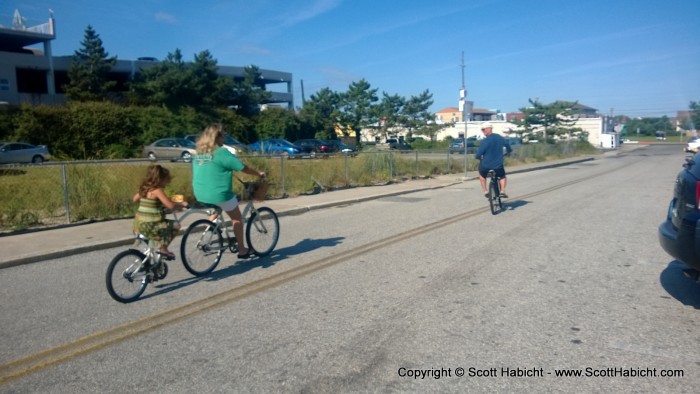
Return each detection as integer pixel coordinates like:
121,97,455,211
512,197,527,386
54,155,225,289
344,153,349,185
415,150,418,176
280,156,286,196
61,164,71,224
389,151,394,178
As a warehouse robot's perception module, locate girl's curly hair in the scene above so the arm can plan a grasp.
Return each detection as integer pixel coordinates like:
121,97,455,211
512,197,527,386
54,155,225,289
139,164,171,197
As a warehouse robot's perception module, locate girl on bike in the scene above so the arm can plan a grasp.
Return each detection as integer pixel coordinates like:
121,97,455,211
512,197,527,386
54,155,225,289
132,164,186,259
191,124,265,259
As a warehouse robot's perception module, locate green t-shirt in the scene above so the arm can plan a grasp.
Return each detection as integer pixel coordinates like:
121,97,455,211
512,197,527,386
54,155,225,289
192,147,245,203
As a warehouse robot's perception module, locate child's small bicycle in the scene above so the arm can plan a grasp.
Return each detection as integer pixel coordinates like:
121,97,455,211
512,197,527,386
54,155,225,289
105,234,175,303
105,180,279,303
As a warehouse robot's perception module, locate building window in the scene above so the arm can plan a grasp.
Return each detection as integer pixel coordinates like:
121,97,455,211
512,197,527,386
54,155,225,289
16,68,48,94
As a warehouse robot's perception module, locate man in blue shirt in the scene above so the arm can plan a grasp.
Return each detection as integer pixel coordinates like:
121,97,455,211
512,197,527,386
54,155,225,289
474,123,512,198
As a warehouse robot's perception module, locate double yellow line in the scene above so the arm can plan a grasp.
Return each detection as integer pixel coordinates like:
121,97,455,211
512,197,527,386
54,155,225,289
1,159,632,383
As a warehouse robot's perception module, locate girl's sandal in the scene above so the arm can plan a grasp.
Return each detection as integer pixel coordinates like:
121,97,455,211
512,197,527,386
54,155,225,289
158,251,176,260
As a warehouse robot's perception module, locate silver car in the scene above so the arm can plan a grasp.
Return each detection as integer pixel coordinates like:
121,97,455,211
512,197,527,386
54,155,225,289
0,142,51,164
142,138,197,162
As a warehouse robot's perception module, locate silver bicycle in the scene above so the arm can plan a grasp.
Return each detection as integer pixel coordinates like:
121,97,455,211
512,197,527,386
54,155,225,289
179,181,280,276
105,234,174,303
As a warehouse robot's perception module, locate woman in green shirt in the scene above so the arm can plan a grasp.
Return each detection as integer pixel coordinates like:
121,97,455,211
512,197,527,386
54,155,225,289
192,124,265,259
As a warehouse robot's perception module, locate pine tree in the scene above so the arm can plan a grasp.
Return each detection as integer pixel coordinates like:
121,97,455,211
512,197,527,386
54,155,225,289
64,25,117,101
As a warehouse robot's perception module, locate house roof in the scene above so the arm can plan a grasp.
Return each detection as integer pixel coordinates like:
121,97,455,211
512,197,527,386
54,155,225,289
437,107,497,114
436,107,460,113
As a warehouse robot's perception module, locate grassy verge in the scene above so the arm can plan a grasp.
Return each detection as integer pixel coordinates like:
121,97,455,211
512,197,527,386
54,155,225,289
0,141,597,232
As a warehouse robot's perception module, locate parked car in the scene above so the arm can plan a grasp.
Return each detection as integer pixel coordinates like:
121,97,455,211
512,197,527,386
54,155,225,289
658,152,700,278
448,137,476,154
294,139,335,154
504,137,522,154
185,134,249,155
142,138,197,162
0,142,51,164
449,138,465,154
506,137,522,148
685,136,700,153
386,138,412,151
325,140,357,155
248,138,308,157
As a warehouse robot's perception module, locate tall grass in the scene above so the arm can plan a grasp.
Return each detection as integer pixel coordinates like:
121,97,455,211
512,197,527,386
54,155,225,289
0,142,598,232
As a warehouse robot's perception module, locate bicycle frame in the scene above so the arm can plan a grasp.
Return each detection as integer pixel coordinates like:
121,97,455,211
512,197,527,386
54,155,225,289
486,170,503,215
171,198,266,250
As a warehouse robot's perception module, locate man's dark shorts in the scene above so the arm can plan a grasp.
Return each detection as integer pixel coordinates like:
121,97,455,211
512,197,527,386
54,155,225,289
479,166,506,179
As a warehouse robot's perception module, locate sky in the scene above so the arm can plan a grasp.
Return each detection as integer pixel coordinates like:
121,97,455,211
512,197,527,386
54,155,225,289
4,0,700,118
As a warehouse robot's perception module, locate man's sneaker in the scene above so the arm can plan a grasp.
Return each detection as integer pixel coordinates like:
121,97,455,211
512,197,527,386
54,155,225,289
499,193,509,199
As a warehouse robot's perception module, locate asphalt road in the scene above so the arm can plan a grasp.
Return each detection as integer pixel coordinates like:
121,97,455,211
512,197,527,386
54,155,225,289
0,144,697,393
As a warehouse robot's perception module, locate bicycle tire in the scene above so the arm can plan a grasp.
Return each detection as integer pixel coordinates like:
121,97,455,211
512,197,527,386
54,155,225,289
106,249,149,303
489,179,499,215
246,207,279,257
180,219,224,276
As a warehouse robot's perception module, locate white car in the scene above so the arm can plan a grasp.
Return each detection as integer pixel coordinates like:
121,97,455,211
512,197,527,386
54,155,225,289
685,137,700,153
0,142,51,164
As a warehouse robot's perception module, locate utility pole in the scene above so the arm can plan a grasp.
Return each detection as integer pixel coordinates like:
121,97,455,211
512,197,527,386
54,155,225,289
459,51,469,176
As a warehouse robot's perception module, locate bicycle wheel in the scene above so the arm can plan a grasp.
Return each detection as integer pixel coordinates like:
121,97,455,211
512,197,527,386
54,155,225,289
180,219,224,276
106,249,149,303
488,179,499,215
246,207,279,257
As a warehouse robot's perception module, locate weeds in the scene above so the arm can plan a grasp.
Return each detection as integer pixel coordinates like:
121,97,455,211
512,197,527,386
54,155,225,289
0,142,598,232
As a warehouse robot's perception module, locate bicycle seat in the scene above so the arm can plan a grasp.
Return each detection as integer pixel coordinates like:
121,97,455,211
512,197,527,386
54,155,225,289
487,169,497,177
189,201,223,215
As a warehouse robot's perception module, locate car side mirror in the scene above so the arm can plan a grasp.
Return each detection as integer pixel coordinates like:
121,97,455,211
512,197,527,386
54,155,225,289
683,157,695,168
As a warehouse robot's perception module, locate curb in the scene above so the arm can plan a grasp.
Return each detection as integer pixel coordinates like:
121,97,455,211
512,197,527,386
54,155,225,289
0,155,601,269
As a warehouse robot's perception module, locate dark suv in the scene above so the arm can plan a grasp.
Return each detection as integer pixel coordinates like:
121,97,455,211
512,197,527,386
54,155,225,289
658,152,700,279
294,139,335,154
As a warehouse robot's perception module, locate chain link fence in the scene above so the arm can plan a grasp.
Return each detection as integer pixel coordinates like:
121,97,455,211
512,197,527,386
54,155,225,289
0,151,470,233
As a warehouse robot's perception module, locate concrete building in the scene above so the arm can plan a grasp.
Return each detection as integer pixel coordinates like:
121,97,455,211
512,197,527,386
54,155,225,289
0,12,294,108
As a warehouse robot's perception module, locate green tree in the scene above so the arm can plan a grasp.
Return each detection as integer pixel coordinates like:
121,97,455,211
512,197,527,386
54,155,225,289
254,107,301,140
298,88,342,140
624,116,674,137
338,79,378,146
374,93,406,141
515,99,581,143
64,25,117,102
230,65,272,118
401,89,434,139
690,101,700,132
129,49,235,111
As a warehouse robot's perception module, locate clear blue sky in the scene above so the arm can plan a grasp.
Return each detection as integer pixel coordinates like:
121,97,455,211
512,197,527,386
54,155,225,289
5,0,699,118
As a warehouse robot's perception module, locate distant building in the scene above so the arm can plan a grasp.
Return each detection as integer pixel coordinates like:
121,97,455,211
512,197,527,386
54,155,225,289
0,11,294,108
435,106,501,123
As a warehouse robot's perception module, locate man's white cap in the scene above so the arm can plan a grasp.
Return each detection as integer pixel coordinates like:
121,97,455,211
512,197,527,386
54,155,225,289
481,122,493,129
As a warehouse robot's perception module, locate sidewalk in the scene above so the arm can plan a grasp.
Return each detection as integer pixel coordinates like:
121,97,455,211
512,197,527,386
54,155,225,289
0,155,601,269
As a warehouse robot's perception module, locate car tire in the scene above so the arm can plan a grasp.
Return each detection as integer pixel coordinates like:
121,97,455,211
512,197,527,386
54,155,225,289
31,155,44,164
181,152,192,162
147,152,157,161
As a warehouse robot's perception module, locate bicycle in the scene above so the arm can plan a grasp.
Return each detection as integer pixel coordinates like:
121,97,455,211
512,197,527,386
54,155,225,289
105,234,174,303
486,169,504,215
179,180,280,276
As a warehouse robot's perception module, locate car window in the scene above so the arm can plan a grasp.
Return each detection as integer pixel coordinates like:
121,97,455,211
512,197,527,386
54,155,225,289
177,139,195,147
